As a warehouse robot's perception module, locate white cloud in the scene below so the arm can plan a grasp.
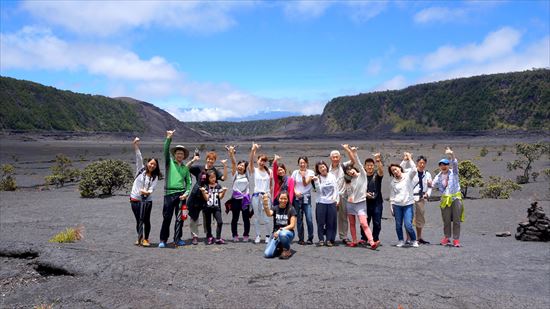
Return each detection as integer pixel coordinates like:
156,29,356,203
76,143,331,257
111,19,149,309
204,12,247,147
399,55,417,71
374,75,408,91
422,27,522,70
347,0,388,23
414,7,467,24
20,1,247,36
283,1,333,20
366,59,383,75
0,26,181,83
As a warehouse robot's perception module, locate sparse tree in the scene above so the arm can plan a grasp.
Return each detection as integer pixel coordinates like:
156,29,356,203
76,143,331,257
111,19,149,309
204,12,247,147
480,176,521,199
507,142,550,184
0,164,17,191
458,160,484,198
79,160,132,197
45,154,80,188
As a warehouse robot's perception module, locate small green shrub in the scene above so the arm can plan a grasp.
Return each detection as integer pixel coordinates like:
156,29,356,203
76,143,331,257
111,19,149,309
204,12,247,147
45,154,80,188
507,142,550,183
0,164,17,191
49,225,84,243
79,160,132,197
480,176,521,199
458,160,484,198
480,146,489,157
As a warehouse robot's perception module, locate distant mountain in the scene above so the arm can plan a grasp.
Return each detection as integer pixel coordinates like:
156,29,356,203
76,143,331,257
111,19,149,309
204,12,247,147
0,76,204,140
188,69,550,138
225,111,300,122
320,69,549,134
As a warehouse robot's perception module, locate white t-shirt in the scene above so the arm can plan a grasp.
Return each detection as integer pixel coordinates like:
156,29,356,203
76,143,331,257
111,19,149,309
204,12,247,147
315,173,339,204
291,169,315,194
232,171,250,196
254,167,271,193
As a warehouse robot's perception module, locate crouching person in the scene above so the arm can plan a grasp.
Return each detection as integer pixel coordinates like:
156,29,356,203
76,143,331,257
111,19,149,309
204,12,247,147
263,191,297,259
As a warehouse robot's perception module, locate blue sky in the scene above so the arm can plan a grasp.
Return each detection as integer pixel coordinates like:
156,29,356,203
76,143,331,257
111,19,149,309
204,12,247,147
1,1,549,121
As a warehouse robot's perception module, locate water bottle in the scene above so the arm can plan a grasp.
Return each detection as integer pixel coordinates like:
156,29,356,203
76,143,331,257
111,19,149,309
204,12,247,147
181,203,188,221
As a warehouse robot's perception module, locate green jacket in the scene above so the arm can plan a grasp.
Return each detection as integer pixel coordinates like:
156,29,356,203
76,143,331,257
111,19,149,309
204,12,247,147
163,138,191,196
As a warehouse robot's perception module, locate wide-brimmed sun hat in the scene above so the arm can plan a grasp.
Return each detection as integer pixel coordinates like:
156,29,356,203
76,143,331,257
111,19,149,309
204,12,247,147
438,158,450,165
171,145,189,159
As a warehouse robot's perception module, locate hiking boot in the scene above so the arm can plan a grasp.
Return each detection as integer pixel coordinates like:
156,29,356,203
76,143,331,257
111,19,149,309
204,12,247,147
207,237,214,245
279,249,291,259
254,235,261,244
192,236,198,245
411,240,419,248
175,239,186,247
158,242,166,248
370,240,380,250
396,240,405,247
216,238,225,244
141,239,150,247
418,238,430,245
440,237,450,246
453,239,461,247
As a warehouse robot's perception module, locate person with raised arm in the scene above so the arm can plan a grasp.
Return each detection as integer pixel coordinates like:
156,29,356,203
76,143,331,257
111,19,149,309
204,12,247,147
249,143,272,244
360,153,385,246
262,191,297,259
341,144,379,250
227,145,251,242
272,154,295,207
130,137,161,247
432,147,464,247
159,130,192,248
388,152,418,248
186,148,228,245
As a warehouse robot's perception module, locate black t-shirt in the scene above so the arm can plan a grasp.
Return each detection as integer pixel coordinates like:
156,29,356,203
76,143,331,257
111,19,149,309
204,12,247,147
271,205,297,233
204,183,223,209
189,165,223,199
366,173,383,206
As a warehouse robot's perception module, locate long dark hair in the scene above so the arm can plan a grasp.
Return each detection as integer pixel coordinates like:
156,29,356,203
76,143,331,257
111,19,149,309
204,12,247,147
145,158,163,181
277,163,288,183
237,160,249,174
343,164,357,183
387,163,404,178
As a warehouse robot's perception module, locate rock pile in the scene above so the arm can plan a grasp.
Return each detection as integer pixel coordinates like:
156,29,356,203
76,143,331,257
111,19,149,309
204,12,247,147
515,202,550,241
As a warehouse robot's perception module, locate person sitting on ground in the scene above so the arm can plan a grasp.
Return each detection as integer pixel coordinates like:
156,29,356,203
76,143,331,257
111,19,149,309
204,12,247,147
432,147,464,247
130,137,161,247
262,191,297,259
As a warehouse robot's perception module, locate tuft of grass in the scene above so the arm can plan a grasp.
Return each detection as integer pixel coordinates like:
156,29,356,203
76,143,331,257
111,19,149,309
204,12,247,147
49,225,84,243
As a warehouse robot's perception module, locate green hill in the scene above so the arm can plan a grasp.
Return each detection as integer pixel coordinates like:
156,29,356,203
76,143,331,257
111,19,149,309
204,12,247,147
0,77,204,139
321,69,550,134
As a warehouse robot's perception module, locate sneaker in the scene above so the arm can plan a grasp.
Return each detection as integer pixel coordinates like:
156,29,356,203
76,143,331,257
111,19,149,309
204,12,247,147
316,241,325,247
134,239,140,246
341,238,349,245
265,235,270,243
358,239,367,245
396,240,405,247
405,240,411,246
453,239,461,247
243,236,249,242
411,240,419,248
326,241,334,247
418,238,430,245
175,239,186,246
233,236,239,243
254,235,261,244
346,242,358,247
141,239,150,247
370,240,380,250
440,237,450,246
192,236,198,245
158,242,166,248
216,238,225,245
298,240,306,245
207,237,214,245
306,239,313,245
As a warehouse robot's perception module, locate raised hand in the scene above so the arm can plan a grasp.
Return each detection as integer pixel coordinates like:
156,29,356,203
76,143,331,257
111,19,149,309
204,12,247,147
166,130,175,139
373,153,381,162
221,159,228,166
445,147,453,155
274,154,281,161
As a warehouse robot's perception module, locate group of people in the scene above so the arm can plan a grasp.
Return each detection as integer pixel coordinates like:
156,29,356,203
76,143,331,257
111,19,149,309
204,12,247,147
129,130,464,259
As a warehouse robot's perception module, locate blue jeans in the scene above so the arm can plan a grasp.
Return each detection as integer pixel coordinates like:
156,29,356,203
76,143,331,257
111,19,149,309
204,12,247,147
393,204,416,241
264,229,295,258
316,202,337,242
295,195,314,242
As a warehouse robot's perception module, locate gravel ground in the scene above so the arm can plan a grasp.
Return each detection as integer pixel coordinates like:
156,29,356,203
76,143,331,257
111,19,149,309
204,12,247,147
1,135,549,308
